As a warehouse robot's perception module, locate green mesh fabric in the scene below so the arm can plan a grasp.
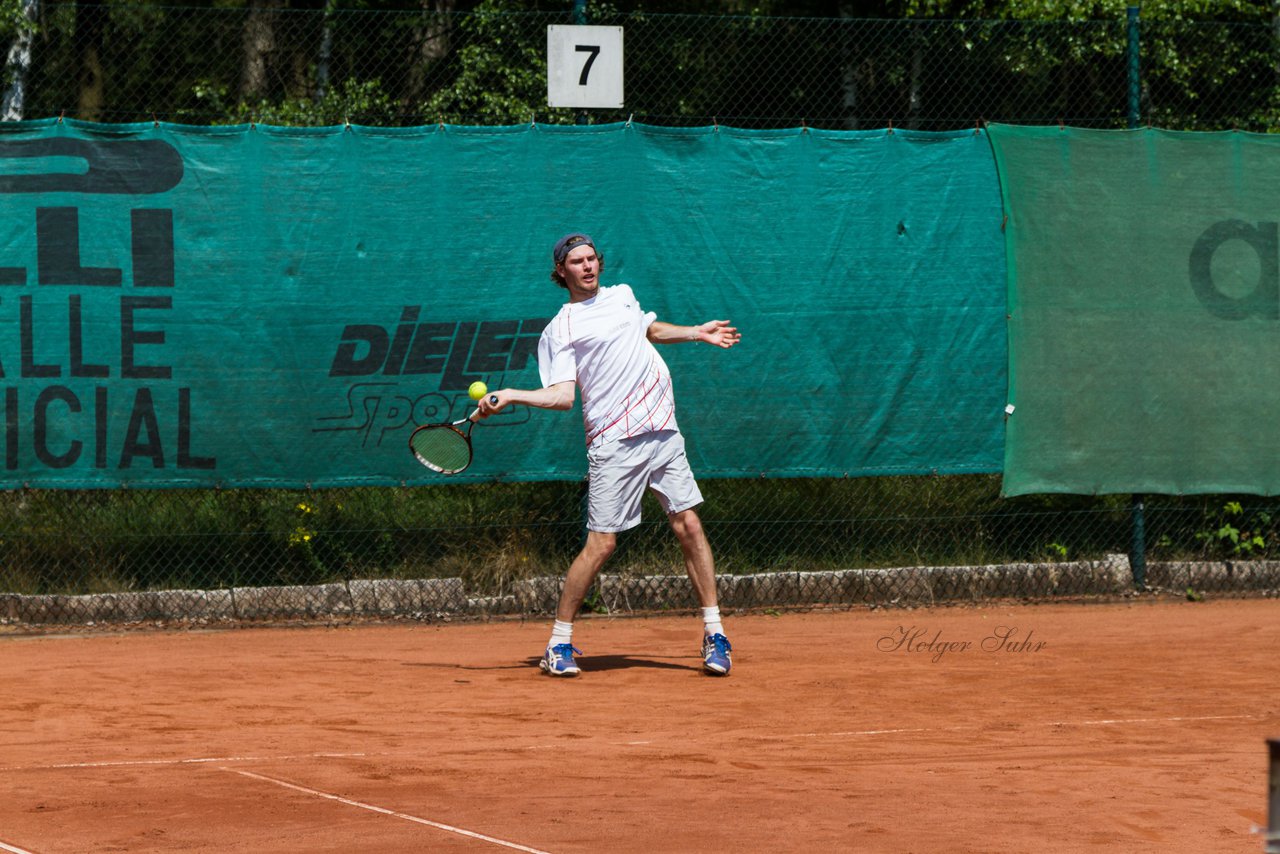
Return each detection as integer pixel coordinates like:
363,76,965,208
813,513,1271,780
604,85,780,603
989,124,1280,496
1,120,1004,487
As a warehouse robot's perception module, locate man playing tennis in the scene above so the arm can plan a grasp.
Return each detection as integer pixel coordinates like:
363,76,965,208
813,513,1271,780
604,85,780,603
478,233,741,677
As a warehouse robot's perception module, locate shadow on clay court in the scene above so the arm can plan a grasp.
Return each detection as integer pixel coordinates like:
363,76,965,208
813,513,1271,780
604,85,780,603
404,660,529,671
403,656,700,673
521,654,700,673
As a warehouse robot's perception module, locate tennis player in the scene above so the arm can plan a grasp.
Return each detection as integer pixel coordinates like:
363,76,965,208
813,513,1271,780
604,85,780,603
478,233,741,677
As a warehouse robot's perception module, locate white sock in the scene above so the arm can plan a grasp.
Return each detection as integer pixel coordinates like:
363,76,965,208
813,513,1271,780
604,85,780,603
548,619,573,648
702,606,724,637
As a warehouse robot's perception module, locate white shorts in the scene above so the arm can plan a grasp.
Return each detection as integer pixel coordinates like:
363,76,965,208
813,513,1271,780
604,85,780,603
585,430,704,533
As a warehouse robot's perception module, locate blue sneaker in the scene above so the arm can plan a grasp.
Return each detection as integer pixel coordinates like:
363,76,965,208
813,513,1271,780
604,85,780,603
540,643,582,677
701,633,732,675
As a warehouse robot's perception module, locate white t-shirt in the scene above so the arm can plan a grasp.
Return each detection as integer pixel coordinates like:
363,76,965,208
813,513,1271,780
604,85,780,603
538,284,678,448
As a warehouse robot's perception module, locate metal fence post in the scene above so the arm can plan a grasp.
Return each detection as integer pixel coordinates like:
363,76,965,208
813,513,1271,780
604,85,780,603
1127,5,1141,128
573,0,588,126
1130,494,1147,587
1268,738,1280,853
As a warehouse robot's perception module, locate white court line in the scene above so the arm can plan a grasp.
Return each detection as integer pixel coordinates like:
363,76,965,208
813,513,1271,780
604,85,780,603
718,713,1268,743
766,727,934,740
0,840,37,854
225,768,552,854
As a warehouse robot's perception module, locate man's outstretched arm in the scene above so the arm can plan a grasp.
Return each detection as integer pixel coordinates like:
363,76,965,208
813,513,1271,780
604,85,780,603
478,380,575,416
647,319,741,349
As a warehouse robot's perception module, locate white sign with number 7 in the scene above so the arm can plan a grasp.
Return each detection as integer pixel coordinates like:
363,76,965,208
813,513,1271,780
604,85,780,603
547,25,624,109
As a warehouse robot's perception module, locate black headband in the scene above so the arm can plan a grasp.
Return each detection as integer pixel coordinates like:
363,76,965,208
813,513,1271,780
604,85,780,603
553,233,595,264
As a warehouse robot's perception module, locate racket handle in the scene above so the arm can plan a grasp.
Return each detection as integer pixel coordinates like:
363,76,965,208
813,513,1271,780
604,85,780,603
469,395,500,422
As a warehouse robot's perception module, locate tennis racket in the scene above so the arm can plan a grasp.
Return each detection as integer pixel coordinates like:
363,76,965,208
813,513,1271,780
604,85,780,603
408,395,497,474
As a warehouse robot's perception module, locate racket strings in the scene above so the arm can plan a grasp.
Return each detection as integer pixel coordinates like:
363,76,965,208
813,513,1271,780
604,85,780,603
410,426,472,474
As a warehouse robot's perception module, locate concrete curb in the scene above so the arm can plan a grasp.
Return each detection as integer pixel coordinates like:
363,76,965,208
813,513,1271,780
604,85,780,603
3,555,1275,626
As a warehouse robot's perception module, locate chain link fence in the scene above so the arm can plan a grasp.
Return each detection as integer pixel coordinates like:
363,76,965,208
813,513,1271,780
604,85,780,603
4,479,1279,626
5,6,1279,130
4,7,1280,626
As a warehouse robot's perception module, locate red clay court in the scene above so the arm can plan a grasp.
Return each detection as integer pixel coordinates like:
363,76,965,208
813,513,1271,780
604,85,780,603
2,597,1277,853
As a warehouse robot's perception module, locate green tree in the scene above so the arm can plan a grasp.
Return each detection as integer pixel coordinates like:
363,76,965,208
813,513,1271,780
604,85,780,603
2,0,1278,129
423,0,573,124
0,0,39,120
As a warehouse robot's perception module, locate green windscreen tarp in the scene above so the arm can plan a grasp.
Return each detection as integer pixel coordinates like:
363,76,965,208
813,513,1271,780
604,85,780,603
989,124,1280,496
0,119,1005,488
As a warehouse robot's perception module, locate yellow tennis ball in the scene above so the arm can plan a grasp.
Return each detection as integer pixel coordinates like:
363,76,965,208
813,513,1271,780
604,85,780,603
468,381,488,401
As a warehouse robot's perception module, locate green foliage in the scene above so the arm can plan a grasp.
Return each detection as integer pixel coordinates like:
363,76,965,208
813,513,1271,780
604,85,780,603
580,584,609,613
1191,500,1271,558
422,0,575,125
1043,541,1068,560
0,0,35,35
5,1,1279,131
1149,498,1279,561
193,77,401,127
11,481,1280,602
893,0,1270,21
0,474,1149,598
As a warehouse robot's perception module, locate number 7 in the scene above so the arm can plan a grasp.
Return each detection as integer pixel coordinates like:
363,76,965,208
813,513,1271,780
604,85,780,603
575,44,601,85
